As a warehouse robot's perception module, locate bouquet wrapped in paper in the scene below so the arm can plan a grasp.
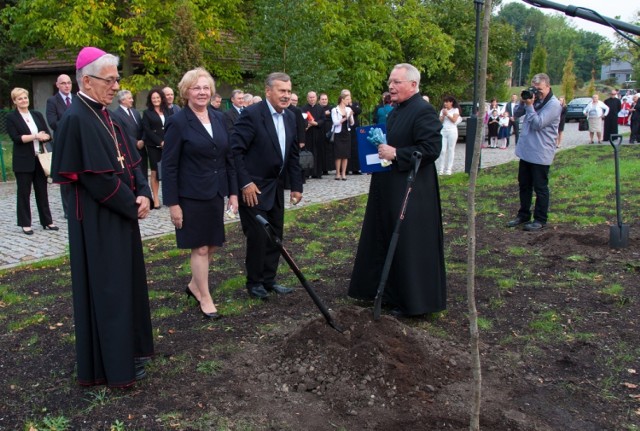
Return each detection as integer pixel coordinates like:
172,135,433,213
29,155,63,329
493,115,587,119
367,127,392,167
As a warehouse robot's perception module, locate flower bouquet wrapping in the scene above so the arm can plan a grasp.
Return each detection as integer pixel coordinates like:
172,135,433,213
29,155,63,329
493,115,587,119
367,127,392,167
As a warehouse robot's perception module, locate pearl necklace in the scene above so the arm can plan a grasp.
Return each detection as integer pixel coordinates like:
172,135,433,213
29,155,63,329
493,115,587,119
77,95,125,168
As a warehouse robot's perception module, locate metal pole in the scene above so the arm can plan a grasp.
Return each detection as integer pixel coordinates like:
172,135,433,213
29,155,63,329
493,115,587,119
518,52,523,87
465,0,484,174
523,0,640,37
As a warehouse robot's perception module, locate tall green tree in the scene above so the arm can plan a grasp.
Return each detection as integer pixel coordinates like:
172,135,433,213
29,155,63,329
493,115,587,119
249,0,455,110
586,69,596,96
560,51,577,100
1,0,248,92
167,0,204,90
528,44,548,81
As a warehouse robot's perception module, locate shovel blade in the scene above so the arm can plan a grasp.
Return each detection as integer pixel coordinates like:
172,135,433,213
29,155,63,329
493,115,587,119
609,224,630,249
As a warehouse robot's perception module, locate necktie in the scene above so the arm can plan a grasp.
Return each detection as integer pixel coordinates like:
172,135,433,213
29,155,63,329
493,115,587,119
274,112,286,159
65,97,71,108
128,108,137,124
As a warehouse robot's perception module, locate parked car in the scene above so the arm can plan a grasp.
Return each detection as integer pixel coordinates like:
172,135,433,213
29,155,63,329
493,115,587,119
565,97,591,122
456,102,475,140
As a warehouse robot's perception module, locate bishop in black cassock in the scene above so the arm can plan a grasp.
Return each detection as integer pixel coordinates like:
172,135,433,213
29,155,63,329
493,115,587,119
51,47,154,388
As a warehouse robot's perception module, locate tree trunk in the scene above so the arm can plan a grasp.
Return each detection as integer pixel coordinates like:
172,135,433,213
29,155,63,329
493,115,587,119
468,0,492,430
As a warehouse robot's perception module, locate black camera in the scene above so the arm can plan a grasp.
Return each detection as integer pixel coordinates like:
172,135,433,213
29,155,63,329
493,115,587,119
521,86,540,100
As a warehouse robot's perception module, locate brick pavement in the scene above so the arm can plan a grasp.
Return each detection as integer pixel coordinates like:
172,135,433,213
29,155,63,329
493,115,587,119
0,122,603,269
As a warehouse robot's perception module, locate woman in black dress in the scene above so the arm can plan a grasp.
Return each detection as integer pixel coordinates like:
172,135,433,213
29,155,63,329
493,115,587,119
6,87,58,234
330,90,355,180
162,68,238,319
142,88,170,208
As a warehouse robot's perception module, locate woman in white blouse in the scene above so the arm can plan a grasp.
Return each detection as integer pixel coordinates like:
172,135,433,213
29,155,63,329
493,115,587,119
582,94,609,144
436,95,460,175
331,89,355,180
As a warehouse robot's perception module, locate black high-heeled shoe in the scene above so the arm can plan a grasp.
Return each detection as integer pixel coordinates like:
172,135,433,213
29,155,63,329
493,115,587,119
43,224,59,231
185,286,199,303
200,306,222,320
22,227,34,235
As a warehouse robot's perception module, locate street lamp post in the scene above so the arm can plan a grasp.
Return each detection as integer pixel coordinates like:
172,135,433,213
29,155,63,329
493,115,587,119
465,0,484,174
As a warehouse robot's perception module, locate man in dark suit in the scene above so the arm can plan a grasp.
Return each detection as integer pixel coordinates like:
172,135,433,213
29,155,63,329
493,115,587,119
46,74,74,218
111,90,148,180
224,89,244,133
231,72,303,299
504,93,520,147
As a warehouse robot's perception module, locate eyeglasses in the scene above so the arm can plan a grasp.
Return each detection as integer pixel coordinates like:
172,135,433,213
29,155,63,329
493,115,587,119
387,79,414,86
88,75,121,86
190,86,212,93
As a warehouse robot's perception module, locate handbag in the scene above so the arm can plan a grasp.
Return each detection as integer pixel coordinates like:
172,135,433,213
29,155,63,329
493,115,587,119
298,149,314,170
578,118,588,131
326,128,335,143
37,146,52,177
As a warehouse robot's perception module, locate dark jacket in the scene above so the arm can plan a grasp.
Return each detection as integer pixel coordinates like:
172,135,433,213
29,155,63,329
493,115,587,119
111,106,144,147
230,101,303,211
6,109,52,173
142,109,169,148
46,93,73,134
162,106,238,205
223,106,242,133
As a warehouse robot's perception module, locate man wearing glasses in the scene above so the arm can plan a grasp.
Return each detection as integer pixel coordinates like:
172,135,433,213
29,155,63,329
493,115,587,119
506,73,561,232
51,47,154,388
349,63,447,318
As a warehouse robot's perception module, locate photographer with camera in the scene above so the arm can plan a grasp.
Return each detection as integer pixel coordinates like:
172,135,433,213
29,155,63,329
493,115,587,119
506,73,562,232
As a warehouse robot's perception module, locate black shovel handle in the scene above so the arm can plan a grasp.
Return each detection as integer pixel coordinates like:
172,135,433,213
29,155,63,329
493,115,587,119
373,151,423,320
256,215,343,333
609,134,624,227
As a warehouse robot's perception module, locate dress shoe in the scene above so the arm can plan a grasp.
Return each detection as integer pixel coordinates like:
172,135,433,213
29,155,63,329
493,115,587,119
200,307,222,319
247,285,269,299
185,286,199,303
506,217,529,228
265,284,294,294
135,362,147,380
523,221,545,232
389,307,408,318
43,224,59,231
22,227,34,235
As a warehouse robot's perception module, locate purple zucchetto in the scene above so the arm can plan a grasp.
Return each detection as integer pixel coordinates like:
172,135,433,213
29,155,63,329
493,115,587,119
75,47,107,70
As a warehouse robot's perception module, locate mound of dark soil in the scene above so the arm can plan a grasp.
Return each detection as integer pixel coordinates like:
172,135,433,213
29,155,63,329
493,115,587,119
223,307,561,430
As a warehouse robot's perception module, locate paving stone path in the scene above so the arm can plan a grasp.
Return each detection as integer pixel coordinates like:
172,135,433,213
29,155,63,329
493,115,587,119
0,122,619,269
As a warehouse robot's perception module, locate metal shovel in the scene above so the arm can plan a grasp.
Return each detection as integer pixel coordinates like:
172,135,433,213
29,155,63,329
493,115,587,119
256,215,344,333
373,151,423,320
608,134,629,249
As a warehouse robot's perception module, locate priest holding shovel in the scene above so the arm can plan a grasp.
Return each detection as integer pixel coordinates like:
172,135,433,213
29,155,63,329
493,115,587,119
348,63,447,318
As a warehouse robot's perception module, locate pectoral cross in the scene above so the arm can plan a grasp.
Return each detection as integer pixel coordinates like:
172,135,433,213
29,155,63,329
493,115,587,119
117,154,125,168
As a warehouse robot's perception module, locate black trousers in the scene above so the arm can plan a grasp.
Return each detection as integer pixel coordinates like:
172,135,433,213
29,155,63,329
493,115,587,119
15,160,53,227
238,195,284,288
512,121,520,145
517,160,550,224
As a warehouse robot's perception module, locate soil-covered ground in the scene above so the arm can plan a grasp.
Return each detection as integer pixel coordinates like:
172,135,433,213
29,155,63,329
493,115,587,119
1,165,639,430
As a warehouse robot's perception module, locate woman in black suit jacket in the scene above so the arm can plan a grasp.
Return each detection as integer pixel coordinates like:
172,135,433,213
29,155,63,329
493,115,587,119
162,68,238,319
142,87,171,208
6,87,58,234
